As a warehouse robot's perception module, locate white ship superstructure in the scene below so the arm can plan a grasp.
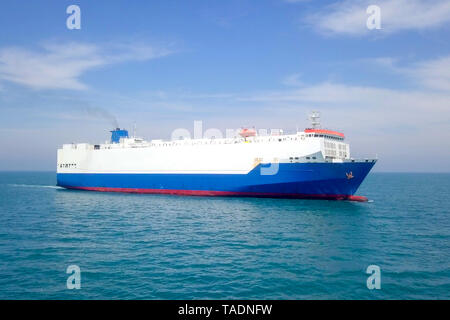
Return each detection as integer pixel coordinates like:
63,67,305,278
58,129,352,174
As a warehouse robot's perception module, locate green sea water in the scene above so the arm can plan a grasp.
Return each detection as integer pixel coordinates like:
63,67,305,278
0,172,449,299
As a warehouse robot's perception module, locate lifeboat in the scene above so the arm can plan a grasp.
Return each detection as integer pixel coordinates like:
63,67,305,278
239,128,257,138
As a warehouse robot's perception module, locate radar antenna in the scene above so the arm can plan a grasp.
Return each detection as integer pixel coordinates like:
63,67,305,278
309,111,321,129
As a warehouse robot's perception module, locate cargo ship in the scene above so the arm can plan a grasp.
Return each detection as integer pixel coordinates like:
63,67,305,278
57,113,376,201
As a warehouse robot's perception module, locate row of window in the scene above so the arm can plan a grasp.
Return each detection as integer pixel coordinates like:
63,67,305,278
289,156,317,160
156,137,306,146
324,141,336,149
131,135,338,148
96,134,343,149
59,163,76,168
309,134,343,140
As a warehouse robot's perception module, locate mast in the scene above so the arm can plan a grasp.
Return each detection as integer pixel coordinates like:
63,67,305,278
309,111,321,129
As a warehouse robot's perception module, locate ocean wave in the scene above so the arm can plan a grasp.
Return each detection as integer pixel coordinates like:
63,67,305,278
7,184,63,189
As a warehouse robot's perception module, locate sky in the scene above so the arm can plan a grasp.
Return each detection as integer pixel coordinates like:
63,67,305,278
0,0,449,172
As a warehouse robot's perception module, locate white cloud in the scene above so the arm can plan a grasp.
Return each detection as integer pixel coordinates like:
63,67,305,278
234,79,450,170
363,55,450,92
0,42,173,90
307,0,450,36
1,51,449,171
409,56,450,91
234,56,450,146
238,82,450,117
282,73,303,87
361,57,397,68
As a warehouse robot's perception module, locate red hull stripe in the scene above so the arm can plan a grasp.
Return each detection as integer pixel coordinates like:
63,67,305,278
66,186,368,202
304,129,345,138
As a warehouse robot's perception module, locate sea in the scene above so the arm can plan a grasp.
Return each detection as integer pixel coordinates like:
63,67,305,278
0,172,448,300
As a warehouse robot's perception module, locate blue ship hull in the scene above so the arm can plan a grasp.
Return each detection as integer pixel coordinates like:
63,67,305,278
57,161,376,201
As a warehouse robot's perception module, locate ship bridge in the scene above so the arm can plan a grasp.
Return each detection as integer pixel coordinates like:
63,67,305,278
304,129,345,141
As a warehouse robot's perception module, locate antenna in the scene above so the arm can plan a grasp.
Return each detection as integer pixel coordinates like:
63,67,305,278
309,111,321,129
133,122,137,138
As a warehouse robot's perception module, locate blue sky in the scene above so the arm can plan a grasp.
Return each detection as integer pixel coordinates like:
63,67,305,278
0,0,449,171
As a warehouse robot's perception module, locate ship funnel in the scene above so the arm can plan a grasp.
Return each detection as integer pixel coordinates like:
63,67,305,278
110,128,129,143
